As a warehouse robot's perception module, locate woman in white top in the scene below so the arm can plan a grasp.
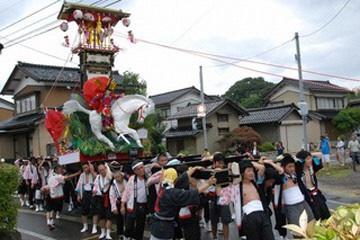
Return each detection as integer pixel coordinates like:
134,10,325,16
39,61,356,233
336,137,345,166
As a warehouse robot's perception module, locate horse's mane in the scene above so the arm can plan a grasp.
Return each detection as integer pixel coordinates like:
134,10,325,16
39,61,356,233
116,94,154,106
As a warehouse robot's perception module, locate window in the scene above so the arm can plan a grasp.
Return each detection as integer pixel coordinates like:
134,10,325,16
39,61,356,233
160,108,171,118
16,95,37,114
217,114,229,123
218,127,229,136
316,97,344,110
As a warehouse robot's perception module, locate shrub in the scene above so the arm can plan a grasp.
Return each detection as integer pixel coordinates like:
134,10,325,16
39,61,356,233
218,126,262,151
284,203,360,239
0,164,20,234
259,141,275,152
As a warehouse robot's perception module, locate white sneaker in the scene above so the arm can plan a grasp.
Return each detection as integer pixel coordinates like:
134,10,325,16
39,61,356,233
205,222,211,232
35,206,39,212
92,226,98,234
217,222,223,234
80,225,88,233
25,200,30,207
56,212,60,219
106,233,112,239
99,231,106,239
39,205,44,211
67,205,73,212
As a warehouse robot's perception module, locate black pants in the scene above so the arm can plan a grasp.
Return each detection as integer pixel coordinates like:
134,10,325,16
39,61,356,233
27,180,35,206
351,152,359,171
116,211,124,236
310,193,331,220
180,217,201,240
125,204,147,240
242,211,275,240
63,180,77,206
200,194,210,222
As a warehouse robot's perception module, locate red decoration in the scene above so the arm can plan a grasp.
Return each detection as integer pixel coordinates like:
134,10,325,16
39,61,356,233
45,110,65,152
83,76,110,111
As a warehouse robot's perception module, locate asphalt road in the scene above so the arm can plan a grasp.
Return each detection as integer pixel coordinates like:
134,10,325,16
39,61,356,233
16,193,357,240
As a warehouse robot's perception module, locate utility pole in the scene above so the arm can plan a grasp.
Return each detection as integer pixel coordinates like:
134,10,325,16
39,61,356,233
295,32,309,150
199,66,208,149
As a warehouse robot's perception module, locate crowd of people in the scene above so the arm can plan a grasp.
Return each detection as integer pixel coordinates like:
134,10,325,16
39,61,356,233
14,147,335,240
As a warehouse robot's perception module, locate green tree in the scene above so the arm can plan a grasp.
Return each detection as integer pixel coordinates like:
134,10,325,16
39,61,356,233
223,77,274,108
142,112,167,155
121,71,147,96
333,108,360,133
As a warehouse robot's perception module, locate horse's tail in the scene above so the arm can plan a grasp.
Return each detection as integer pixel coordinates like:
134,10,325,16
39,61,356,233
63,100,91,115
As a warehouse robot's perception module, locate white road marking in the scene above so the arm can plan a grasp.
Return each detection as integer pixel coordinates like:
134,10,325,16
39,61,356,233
17,227,57,240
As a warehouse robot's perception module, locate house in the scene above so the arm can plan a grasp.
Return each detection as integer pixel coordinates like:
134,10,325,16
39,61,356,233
348,99,360,108
0,61,123,160
149,86,221,129
239,104,321,153
264,77,352,141
0,98,14,121
165,99,248,155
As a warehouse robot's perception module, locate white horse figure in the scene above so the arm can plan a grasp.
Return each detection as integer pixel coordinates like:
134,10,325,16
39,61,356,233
63,94,154,150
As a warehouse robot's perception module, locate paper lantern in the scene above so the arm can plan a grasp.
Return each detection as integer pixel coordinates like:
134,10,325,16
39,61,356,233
60,22,68,32
122,18,130,27
72,9,83,20
102,16,112,23
84,12,95,22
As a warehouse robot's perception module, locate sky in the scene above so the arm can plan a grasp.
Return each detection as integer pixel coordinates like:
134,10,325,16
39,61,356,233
0,0,360,102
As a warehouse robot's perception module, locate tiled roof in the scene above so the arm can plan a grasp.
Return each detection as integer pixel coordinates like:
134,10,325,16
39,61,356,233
284,78,351,92
239,104,299,125
168,100,225,119
0,113,44,130
0,98,14,109
1,62,123,94
348,99,360,107
149,86,221,106
310,110,339,120
264,77,352,101
165,129,201,138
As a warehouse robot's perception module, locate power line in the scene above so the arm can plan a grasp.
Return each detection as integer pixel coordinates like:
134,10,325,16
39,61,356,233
4,21,58,45
0,0,60,33
114,32,360,83
104,0,122,8
0,33,77,64
99,0,113,7
208,37,294,68
301,0,352,38
2,0,102,49
5,25,58,48
1,12,57,40
170,0,215,45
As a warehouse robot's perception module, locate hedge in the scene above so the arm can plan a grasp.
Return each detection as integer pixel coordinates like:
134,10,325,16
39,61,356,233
0,163,20,233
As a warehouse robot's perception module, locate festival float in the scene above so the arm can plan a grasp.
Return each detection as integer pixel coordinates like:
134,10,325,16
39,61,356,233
45,2,154,165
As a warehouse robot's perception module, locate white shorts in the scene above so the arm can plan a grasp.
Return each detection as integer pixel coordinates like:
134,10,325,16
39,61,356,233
322,154,330,163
